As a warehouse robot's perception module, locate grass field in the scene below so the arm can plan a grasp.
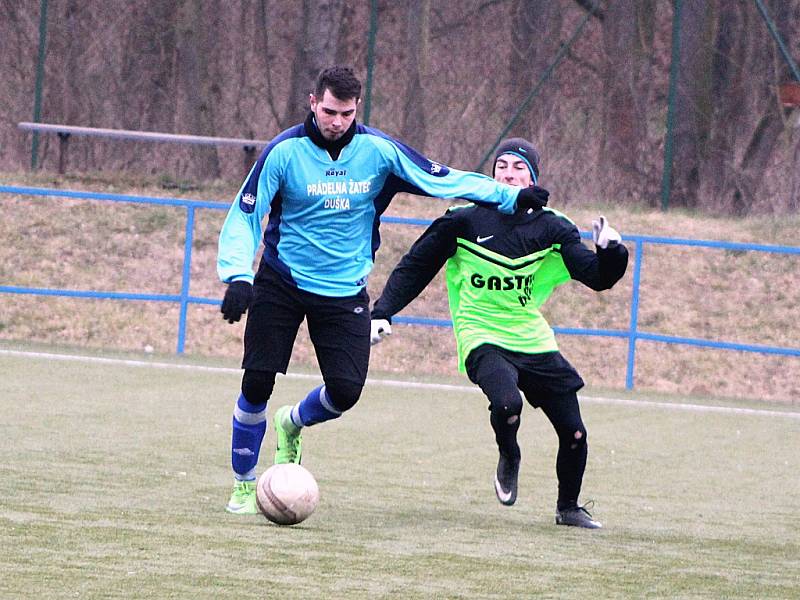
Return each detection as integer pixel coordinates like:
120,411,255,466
1,348,799,599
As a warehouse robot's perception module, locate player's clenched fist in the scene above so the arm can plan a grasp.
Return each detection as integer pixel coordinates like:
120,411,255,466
370,318,392,345
591,216,621,249
221,280,253,323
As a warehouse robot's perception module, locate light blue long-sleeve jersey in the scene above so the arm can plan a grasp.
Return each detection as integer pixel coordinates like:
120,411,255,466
217,118,522,297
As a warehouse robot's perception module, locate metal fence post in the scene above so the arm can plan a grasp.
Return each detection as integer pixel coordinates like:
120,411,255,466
625,239,644,389
177,205,196,354
660,0,682,212
31,0,49,170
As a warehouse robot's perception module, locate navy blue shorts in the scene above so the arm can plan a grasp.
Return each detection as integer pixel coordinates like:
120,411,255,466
242,265,371,385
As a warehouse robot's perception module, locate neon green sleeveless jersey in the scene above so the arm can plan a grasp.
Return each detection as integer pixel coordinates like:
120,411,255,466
444,233,572,371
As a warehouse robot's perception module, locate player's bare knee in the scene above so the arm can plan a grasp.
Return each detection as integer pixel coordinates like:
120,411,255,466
241,369,277,404
491,393,523,422
562,426,587,450
325,378,363,412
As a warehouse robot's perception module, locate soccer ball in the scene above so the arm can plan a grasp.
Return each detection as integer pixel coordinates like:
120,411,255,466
256,463,320,525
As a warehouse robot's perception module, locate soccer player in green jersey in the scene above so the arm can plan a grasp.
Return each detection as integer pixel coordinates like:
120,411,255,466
370,138,629,528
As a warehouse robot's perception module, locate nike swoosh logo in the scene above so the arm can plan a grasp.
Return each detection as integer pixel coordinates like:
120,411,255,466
494,475,513,503
477,235,494,243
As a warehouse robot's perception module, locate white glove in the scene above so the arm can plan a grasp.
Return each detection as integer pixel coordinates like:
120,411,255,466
591,215,621,249
370,319,392,345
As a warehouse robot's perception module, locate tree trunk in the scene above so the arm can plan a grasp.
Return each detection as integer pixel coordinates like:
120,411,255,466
254,0,284,131
400,0,429,151
601,0,654,203
119,2,177,132
697,0,742,212
670,0,717,209
508,0,562,142
284,0,344,126
702,1,793,214
734,0,800,214
791,138,800,212
176,0,220,179
782,1,800,212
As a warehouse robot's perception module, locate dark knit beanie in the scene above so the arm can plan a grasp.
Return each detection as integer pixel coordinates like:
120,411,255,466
493,137,540,182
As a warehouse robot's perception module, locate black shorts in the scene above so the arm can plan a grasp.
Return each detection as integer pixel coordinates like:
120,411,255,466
465,343,584,404
242,265,371,385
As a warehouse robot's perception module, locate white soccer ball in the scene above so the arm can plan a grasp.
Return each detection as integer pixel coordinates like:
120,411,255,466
256,463,320,525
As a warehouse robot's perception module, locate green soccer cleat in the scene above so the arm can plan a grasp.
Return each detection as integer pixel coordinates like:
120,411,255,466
274,405,303,464
226,479,258,515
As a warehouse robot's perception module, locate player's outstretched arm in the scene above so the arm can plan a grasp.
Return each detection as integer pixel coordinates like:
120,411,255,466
373,134,526,214
516,185,550,211
560,216,629,291
371,211,460,343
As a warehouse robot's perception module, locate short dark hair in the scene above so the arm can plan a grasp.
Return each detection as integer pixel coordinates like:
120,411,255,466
315,66,362,101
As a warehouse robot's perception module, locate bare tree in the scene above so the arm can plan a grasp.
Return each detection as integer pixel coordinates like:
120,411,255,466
119,2,178,133
284,0,344,126
176,0,220,179
508,0,562,142
691,1,796,214
670,0,716,209
252,0,286,132
791,138,800,212
730,0,799,214
783,2,800,212
400,0,430,150
600,0,655,203
1,0,799,214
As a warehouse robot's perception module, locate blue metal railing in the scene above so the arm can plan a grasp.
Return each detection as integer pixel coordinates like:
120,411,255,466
2,185,799,389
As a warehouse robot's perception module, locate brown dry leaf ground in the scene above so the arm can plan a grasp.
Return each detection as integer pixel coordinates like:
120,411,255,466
1,171,799,404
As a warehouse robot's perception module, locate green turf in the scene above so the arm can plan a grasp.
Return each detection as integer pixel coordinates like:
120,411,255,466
1,351,798,599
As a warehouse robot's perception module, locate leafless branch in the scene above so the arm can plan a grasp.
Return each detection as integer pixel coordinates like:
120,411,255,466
572,0,605,22
430,0,508,40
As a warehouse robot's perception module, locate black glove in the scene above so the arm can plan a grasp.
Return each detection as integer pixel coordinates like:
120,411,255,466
221,280,253,324
516,185,550,211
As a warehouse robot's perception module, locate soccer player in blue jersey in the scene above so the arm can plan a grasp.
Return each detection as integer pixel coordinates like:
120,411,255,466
217,65,549,514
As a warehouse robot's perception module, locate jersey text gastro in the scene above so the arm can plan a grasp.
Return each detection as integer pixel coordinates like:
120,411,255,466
470,272,534,306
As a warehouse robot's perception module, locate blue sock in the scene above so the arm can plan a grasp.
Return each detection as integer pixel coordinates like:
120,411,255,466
297,385,341,427
231,393,267,479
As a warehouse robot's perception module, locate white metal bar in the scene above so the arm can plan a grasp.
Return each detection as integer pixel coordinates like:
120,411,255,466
18,121,268,148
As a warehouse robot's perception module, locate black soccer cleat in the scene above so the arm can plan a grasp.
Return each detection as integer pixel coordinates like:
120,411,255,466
494,452,520,506
555,502,603,529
